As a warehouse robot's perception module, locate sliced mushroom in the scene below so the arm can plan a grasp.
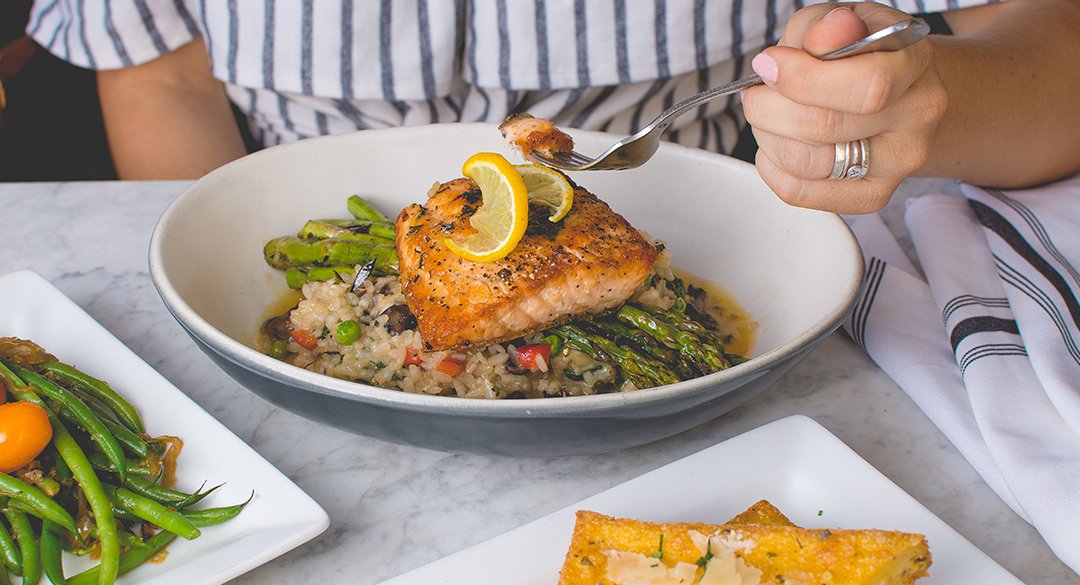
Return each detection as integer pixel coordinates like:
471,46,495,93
381,304,417,335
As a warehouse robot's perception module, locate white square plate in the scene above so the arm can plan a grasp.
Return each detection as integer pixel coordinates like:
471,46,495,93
0,270,329,584
380,414,1022,584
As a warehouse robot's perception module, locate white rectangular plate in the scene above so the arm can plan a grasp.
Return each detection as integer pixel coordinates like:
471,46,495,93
381,414,1022,584
0,270,329,584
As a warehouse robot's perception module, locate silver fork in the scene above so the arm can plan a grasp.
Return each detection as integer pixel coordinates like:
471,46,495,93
528,18,931,172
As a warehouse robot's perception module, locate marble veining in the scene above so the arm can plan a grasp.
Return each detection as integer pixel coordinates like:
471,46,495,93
0,179,1074,584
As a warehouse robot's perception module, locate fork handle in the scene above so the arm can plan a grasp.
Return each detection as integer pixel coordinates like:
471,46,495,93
641,18,931,137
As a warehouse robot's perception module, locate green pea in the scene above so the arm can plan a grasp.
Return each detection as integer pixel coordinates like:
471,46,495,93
269,339,289,359
335,320,361,345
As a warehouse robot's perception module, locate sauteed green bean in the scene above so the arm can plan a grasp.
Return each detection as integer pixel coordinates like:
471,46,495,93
0,340,250,585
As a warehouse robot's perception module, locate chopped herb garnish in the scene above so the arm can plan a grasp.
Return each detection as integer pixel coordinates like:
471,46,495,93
650,534,665,559
695,539,715,581
795,537,803,549
817,509,823,516
320,325,330,338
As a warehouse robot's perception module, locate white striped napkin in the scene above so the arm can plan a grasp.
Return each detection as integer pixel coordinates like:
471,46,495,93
842,173,1080,573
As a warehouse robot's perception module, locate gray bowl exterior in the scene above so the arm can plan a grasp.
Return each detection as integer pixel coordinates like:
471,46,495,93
167,303,833,457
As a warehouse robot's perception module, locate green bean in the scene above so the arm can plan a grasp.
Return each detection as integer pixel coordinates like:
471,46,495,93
87,454,157,478
4,509,40,585
37,475,61,497
110,506,141,524
7,362,128,482
119,474,194,506
182,494,252,527
175,483,223,509
347,194,392,223
100,417,151,459
116,531,152,551
106,485,200,540
0,516,22,575
0,561,11,585
2,378,120,585
65,530,177,585
38,361,144,434
40,519,66,585
53,456,73,481
0,473,78,534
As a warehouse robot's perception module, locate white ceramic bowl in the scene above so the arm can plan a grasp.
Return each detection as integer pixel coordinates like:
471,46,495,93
149,123,862,456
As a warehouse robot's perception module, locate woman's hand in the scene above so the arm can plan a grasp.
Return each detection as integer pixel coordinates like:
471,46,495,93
742,4,946,214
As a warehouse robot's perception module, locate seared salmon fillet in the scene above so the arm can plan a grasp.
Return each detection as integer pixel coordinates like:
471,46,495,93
396,178,658,351
499,113,575,158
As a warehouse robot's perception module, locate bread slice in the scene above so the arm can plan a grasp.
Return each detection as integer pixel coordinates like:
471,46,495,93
556,502,930,585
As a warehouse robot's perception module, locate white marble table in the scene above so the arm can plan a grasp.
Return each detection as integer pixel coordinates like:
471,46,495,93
0,179,1074,585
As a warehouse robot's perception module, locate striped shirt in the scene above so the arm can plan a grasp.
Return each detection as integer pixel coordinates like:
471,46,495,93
28,0,991,152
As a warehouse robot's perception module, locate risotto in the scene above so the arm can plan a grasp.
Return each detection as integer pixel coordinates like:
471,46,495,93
260,249,755,399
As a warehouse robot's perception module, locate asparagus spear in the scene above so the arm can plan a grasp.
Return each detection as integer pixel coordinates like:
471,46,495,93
551,324,682,389
641,304,745,364
347,195,392,223
589,319,698,379
299,219,396,242
264,237,399,274
616,305,732,373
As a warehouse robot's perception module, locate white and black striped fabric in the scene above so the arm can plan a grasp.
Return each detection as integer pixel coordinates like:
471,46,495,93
27,0,989,150
842,173,1080,573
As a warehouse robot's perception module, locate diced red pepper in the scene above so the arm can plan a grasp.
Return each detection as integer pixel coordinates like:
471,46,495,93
290,329,319,351
403,347,423,367
516,344,552,371
435,357,466,376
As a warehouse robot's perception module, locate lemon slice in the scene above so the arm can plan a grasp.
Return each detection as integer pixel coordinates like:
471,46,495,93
445,152,529,263
515,163,574,222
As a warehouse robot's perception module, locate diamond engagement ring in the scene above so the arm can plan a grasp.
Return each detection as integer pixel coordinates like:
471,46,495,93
828,138,870,180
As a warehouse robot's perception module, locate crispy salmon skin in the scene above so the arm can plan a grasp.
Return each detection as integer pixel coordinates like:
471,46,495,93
396,177,658,351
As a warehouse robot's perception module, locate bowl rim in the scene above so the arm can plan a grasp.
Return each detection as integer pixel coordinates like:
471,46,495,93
148,123,865,417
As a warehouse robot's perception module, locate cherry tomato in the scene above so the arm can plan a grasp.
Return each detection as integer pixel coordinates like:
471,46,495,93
289,329,319,351
435,357,466,376
0,402,53,473
516,344,552,371
403,347,423,367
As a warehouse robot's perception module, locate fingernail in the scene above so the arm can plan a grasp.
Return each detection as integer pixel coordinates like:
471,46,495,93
824,6,853,21
752,53,778,84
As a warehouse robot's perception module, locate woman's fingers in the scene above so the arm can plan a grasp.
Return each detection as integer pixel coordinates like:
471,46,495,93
754,149,901,215
751,128,931,182
751,42,930,115
742,73,947,145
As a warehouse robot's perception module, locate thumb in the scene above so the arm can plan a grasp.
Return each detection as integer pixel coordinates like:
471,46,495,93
802,7,870,56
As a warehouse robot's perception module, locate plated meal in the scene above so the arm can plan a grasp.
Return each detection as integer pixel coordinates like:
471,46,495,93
258,119,755,399
558,501,931,585
0,337,246,585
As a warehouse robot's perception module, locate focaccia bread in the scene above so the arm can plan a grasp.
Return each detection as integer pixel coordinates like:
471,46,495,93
557,502,931,585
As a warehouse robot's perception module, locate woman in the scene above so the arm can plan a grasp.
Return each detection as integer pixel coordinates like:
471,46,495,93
25,0,1080,213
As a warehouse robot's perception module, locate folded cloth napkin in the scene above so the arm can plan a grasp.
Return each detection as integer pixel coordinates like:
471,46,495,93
842,172,1080,573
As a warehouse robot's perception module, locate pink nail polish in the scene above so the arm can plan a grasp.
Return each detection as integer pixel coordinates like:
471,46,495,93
752,53,778,84
824,6,853,21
